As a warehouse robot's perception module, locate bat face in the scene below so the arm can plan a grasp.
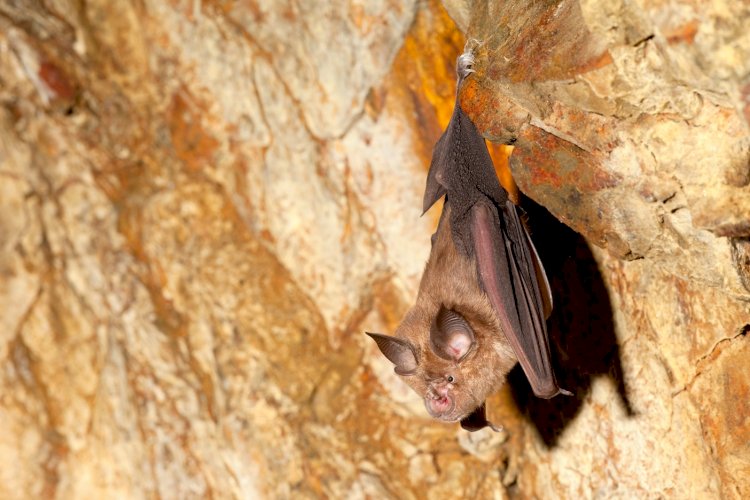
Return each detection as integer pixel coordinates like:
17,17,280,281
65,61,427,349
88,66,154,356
368,207,517,425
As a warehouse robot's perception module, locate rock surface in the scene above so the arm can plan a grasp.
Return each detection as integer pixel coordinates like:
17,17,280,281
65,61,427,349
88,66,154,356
0,0,747,498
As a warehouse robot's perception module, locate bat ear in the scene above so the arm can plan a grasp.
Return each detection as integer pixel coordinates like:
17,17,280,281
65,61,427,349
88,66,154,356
422,134,449,214
430,307,475,362
365,332,418,375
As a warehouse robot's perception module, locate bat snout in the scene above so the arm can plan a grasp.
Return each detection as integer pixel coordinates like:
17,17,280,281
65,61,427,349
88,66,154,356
425,387,456,420
425,395,455,419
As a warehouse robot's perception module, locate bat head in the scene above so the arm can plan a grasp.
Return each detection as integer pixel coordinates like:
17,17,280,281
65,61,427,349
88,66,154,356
367,301,514,424
367,305,480,421
366,207,517,426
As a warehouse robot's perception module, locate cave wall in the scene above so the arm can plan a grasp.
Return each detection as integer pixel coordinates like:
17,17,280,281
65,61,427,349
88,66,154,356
0,0,748,498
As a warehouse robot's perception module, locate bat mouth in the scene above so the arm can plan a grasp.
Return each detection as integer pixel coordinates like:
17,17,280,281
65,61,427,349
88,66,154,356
425,394,456,420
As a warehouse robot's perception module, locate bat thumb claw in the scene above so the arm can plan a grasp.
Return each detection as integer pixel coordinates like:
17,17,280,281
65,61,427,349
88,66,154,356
558,388,574,397
488,421,503,433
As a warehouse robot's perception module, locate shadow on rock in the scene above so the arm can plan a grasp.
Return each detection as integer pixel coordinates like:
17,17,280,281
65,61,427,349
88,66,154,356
508,195,634,447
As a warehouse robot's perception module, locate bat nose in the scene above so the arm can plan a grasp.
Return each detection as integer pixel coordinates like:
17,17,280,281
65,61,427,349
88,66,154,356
425,393,455,419
438,385,449,395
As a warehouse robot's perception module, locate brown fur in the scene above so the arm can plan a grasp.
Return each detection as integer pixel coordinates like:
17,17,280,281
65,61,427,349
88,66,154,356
387,205,517,423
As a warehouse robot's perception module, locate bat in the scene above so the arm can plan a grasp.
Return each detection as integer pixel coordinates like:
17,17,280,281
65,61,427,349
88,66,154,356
367,48,570,431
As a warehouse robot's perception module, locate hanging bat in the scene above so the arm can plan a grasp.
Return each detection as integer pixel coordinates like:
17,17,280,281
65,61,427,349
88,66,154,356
367,48,570,431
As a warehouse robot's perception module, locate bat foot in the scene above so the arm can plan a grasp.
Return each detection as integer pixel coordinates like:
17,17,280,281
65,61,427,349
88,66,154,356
457,52,476,80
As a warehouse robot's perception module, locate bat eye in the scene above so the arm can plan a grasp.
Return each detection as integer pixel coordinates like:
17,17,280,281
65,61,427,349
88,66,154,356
447,375,455,383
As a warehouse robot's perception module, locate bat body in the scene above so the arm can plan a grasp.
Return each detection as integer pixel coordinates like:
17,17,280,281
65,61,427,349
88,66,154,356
368,49,569,431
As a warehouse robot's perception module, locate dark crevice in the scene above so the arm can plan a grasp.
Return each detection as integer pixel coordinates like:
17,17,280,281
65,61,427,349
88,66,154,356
634,34,655,47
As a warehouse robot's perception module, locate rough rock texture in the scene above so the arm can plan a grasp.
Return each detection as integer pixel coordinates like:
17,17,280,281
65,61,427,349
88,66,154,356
0,0,747,499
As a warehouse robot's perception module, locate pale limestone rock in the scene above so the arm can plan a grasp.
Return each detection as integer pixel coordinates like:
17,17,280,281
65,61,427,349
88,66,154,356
0,0,748,498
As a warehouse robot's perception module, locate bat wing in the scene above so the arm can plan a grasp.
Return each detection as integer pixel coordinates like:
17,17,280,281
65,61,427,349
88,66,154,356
423,121,451,214
523,216,554,319
471,197,568,399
